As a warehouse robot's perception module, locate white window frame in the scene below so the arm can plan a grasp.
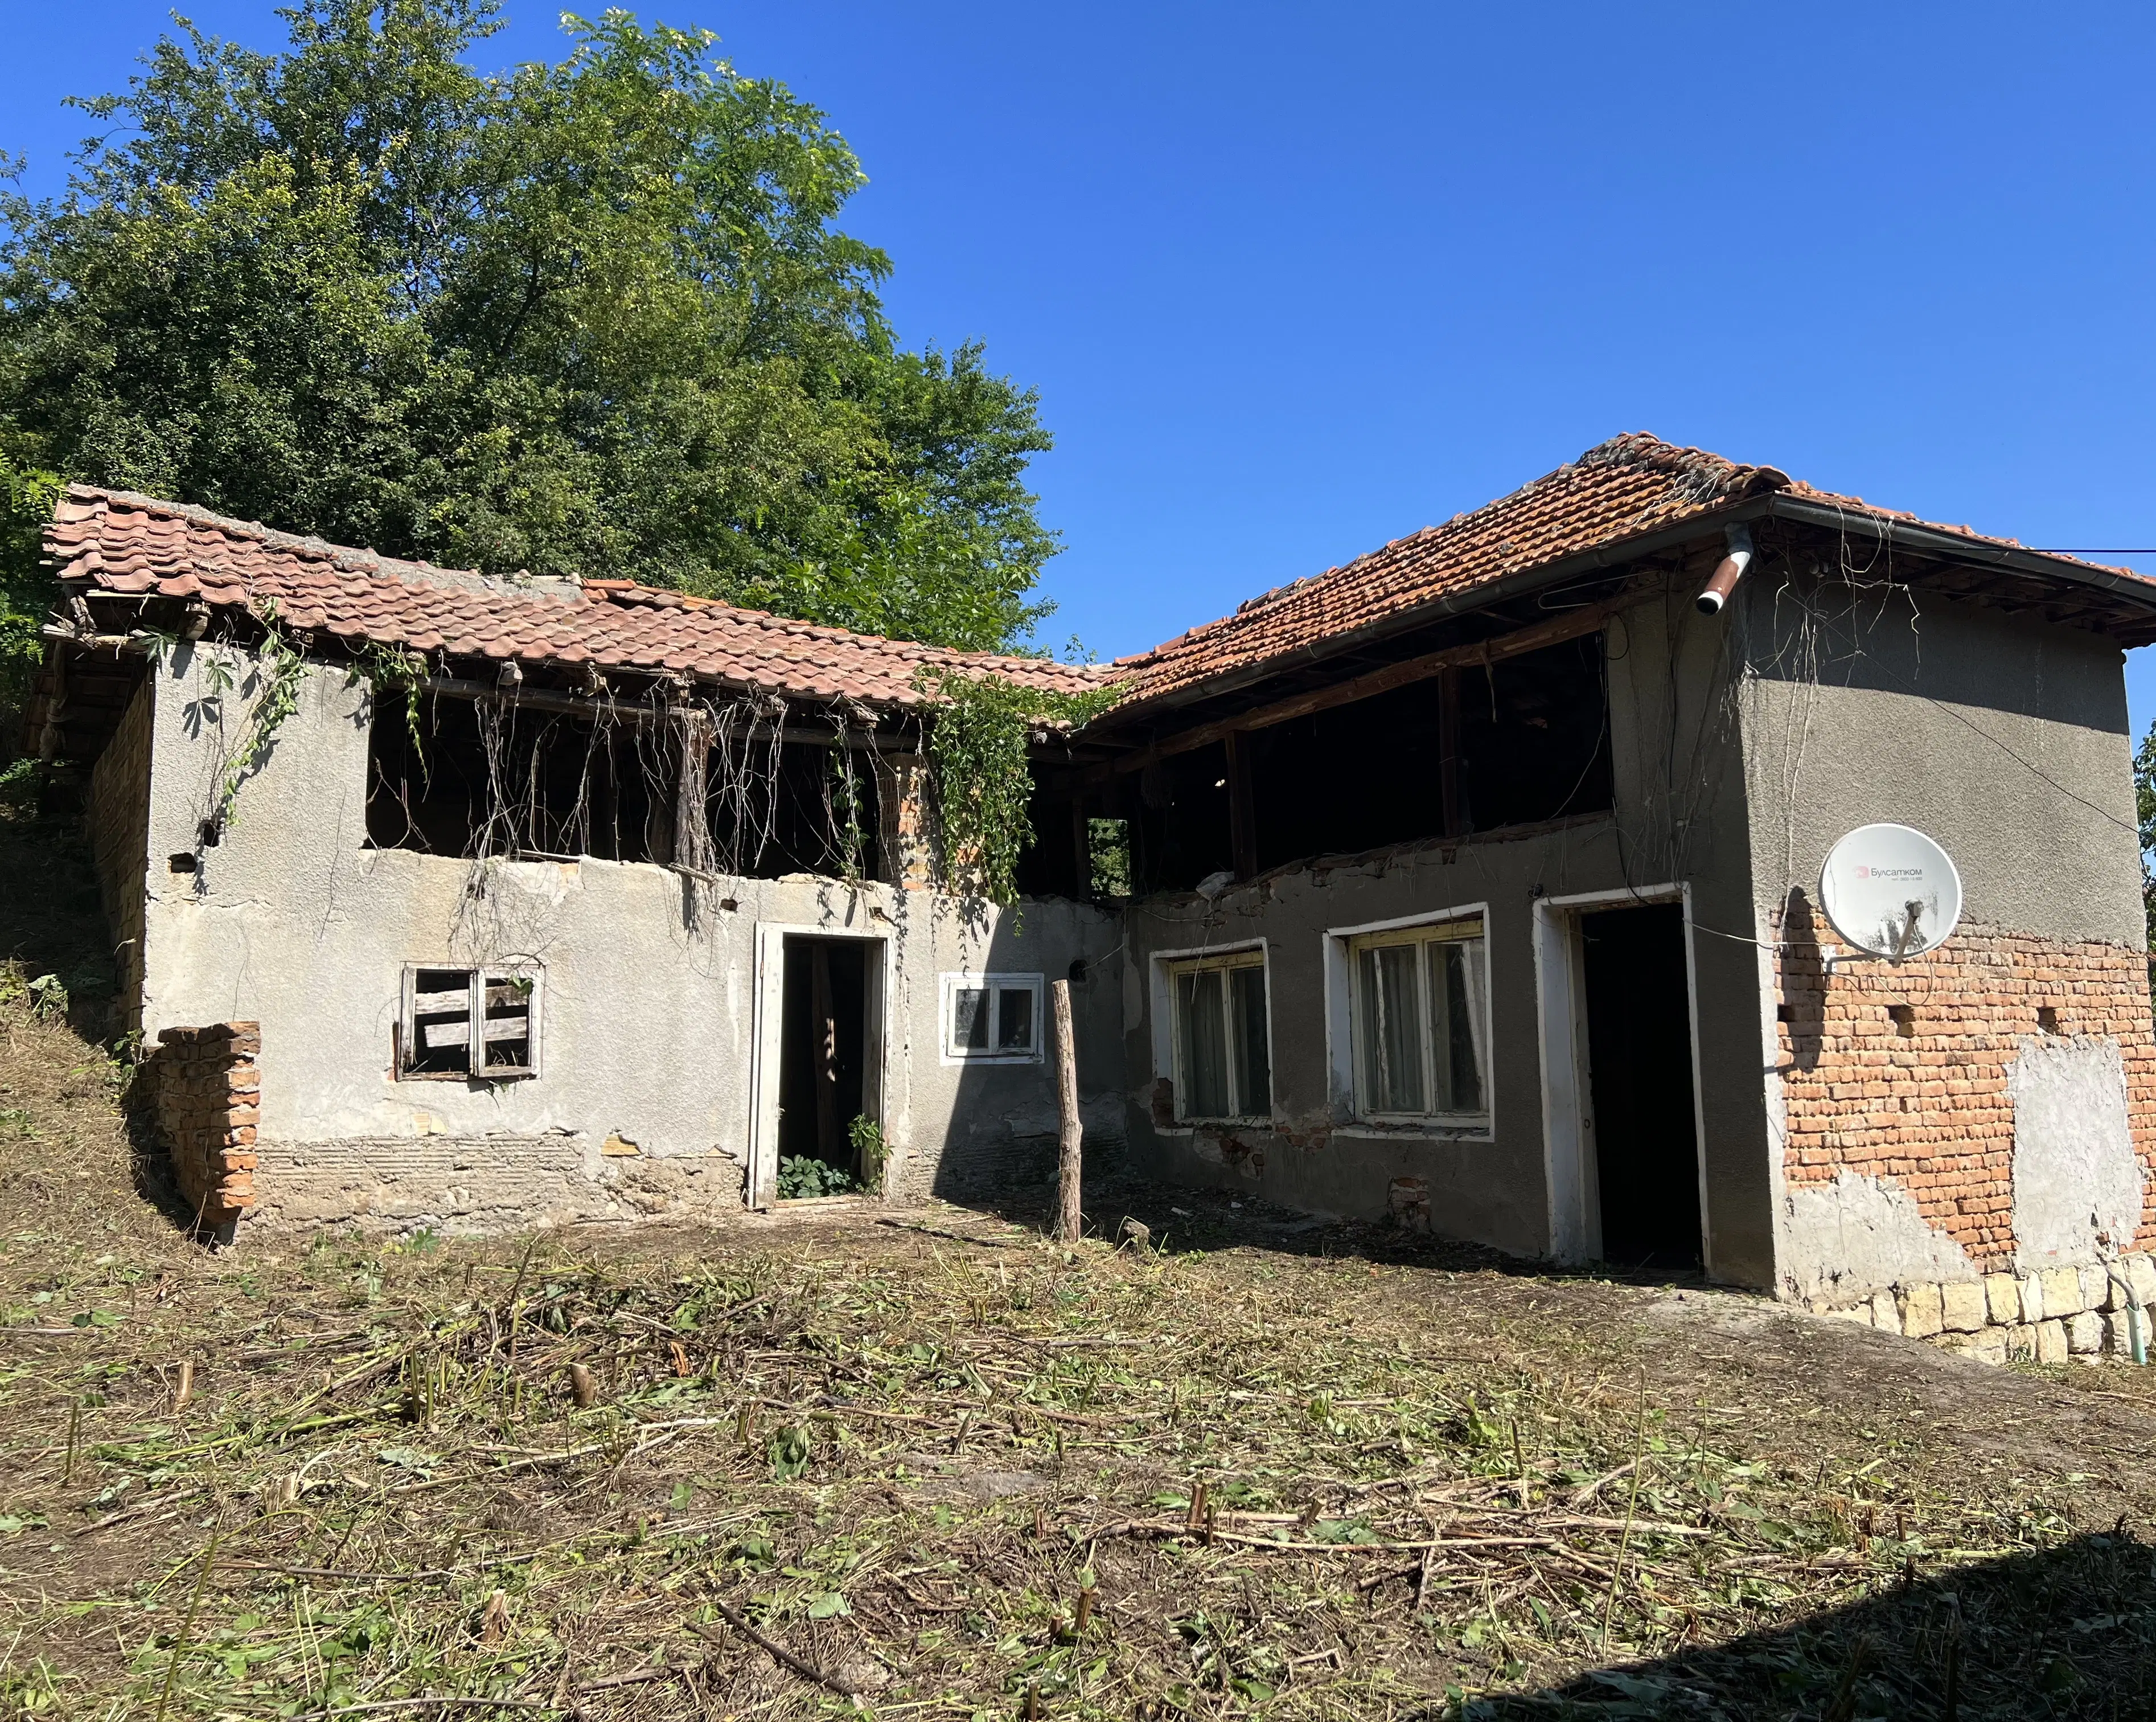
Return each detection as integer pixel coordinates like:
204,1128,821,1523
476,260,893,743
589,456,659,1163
1161,947,1274,1125
397,963,543,1081
938,972,1045,1065
1323,904,1493,1138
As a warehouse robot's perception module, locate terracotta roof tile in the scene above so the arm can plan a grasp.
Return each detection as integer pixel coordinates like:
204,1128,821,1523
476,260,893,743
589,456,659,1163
1108,431,2156,711
49,487,1112,710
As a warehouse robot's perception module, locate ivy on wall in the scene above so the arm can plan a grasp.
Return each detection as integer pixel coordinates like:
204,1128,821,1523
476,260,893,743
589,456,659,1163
916,668,1121,905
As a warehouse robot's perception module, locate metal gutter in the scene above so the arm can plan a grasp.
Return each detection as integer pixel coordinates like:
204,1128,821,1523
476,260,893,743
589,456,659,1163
1760,493,2156,610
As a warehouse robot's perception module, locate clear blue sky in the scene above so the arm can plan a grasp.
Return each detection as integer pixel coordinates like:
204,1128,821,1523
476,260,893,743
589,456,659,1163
6,2,2155,731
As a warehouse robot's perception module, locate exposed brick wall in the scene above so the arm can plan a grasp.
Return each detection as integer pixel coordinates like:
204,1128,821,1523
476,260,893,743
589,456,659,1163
145,1023,260,1229
1773,904,2156,1267
85,677,154,1028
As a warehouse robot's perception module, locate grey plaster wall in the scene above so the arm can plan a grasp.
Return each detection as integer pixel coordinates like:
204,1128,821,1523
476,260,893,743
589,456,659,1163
126,646,1124,1235
1732,568,2146,1294
1119,576,1776,1281
1734,575,2140,945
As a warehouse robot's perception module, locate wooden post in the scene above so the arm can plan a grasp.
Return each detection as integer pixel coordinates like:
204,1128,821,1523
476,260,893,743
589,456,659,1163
1225,731,1258,881
1437,666,1463,839
1052,977,1083,1244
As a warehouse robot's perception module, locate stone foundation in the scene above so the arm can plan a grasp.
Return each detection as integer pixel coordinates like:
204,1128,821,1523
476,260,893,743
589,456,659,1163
143,1021,260,1229
1810,1254,2156,1364
243,1133,747,1236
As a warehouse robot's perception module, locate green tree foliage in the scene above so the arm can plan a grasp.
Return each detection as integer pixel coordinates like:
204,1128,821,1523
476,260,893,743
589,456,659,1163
2137,718,2156,1003
0,2,1057,674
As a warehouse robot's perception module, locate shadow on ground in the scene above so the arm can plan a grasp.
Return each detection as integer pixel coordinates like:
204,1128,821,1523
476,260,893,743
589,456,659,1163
1463,1531,2155,1721
959,1162,1711,1293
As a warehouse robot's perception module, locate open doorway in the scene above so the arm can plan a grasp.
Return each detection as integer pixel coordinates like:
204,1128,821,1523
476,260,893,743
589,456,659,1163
1579,903,1702,1270
774,934,883,1198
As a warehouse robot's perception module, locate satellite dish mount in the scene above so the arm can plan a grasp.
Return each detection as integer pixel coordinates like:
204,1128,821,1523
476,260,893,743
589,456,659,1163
1817,823,1963,966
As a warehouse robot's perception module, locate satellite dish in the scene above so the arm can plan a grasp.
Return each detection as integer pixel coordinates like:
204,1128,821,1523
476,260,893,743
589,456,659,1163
1819,823,1962,961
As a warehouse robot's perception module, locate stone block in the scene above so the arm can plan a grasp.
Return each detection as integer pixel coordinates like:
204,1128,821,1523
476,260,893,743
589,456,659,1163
2040,1266,2087,1319
2084,1265,2118,1313
2035,1319,2069,1364
2127,1255,2156,1307
1984,1273,2021,1325
2001,1324,2037,1363
2017,1275,2046,1325
1899,1281,1944,1339
1950,1330,2006,1366
1867,1290,1902,1334
2067,1311,2106,1355
1939,1280,1987,1334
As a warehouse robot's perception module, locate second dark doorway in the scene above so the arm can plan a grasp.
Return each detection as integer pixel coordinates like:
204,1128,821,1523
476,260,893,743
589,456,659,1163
777,935,879,1192
1580,902,1702,1271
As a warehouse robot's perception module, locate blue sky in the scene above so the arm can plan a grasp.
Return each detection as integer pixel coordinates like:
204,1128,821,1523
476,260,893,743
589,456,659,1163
6,2,2155,732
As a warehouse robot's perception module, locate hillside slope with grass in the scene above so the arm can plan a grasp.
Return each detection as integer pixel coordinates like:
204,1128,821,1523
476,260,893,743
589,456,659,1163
5,795,2156,1719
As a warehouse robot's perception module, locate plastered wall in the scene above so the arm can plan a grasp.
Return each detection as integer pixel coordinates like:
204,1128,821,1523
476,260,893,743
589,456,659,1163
1119,567,1778,1281
116,646,1125,1235
1734,565,2155,1303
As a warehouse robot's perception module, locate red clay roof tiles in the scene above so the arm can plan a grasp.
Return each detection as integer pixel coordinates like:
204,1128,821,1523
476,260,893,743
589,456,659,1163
1106,431,2155,711
48,487,1111,710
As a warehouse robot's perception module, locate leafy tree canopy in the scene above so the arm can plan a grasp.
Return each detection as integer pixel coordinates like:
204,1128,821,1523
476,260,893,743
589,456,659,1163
0,1,1058,679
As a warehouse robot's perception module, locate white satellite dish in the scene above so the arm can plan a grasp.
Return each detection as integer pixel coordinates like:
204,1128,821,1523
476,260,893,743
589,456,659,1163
1819,823,1962,961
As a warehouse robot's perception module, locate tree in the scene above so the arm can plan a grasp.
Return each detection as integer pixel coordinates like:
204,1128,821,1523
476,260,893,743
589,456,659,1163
0,1,1057,714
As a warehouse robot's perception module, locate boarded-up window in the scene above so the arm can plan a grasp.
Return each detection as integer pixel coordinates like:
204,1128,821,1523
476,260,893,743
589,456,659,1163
398,966,541,1080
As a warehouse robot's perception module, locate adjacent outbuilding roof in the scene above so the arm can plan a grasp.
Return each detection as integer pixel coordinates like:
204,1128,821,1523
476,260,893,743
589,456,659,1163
46,486,1111,710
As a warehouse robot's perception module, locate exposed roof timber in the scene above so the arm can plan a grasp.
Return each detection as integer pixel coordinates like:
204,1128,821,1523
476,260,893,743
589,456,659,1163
1091,592,1628,780
1094,507,1772,728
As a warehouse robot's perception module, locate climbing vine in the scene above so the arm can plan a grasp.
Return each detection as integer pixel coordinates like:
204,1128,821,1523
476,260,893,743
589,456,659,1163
348,638,428,760
214,600,307,832
915,668,1122,905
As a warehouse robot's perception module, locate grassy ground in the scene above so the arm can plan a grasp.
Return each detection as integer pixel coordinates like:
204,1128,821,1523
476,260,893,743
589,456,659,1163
6,799,2156,1720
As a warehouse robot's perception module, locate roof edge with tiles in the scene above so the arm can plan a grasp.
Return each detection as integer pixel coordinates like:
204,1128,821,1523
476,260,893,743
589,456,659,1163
47,485,1117,710
1097,432,2156,716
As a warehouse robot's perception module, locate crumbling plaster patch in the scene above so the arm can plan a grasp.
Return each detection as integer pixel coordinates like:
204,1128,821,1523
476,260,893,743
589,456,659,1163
2009,1033,2141,1270
1779,1169,1977,1304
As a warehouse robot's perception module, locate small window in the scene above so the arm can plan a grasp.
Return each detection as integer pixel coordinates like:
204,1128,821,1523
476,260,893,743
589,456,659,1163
1349,918,1488,1124
941,973,1043,1063
398,965,541,1080
1165,950,1271,1123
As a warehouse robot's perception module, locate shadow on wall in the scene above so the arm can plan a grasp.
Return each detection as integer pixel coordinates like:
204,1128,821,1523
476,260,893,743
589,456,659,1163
1778,886,1826,1073
1467,1531,2150,1721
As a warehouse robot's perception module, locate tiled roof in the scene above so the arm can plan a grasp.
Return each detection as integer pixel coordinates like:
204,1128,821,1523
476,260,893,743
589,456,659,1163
47,486,1111,708
1107,432,2155,711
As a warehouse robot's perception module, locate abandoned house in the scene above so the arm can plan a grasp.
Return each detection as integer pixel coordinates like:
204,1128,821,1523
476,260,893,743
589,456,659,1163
26,431,2156,1360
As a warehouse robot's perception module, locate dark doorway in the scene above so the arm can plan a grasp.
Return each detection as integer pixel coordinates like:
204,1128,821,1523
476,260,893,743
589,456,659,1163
1580,903,1702,1270
777,936,879,1190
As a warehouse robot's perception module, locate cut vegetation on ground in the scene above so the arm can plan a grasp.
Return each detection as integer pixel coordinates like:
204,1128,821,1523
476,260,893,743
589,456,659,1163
6,801,2156,1720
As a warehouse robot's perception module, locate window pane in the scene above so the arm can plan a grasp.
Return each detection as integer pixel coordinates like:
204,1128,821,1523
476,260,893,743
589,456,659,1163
1177,968,1231,1118
952,987,989,1052
1230,965,1270,1118
1358,944,1426,1113
1430,941,1484,1113
996,985,1034,1053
